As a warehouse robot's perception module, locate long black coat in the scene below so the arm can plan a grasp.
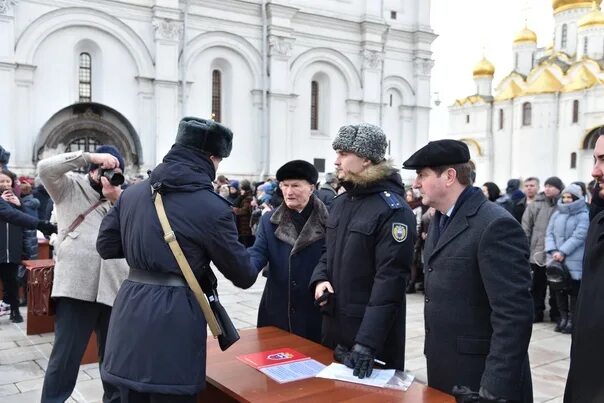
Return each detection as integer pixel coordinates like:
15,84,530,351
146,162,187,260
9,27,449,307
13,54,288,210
0,200,29,264
249,196,327,343
423,188,533,401
97,145,257,395
309,164,416,370
564,194,604,403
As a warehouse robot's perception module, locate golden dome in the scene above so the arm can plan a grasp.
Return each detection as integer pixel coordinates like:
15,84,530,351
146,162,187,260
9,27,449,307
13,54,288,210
579,3,604,28
553,0,601,14
473,57,495,77
513,27,538,44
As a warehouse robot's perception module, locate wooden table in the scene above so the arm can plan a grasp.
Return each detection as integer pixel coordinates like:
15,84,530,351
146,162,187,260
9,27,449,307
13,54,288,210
22,258,99,365
198,327,454,402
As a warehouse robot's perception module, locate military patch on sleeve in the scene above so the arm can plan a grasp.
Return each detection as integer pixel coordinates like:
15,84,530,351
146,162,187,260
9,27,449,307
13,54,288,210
392,223,408,243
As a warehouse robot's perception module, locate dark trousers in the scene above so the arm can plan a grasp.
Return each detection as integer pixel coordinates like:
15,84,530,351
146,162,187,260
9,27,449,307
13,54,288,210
41,297,119,403
120,389,196,403
531,264,559,319
0,263,19,309
555,280,581,316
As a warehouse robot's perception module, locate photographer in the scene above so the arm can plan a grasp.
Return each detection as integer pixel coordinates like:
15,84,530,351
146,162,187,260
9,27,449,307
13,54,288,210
39,146,128,403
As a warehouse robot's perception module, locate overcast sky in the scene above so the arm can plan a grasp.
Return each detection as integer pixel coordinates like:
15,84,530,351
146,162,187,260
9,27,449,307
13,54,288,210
429,0,554,139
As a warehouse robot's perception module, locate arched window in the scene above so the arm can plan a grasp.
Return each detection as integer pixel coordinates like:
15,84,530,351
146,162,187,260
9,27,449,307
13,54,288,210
561,24,568,48
211,70,222,122
466,114,470,124
79,52,92,102
66,137,100,153
522,102,532,126
570,152,577,169
572,100,579,124
514,53,519,70
310,80,319,130
499,108,504,130
584,37,589,55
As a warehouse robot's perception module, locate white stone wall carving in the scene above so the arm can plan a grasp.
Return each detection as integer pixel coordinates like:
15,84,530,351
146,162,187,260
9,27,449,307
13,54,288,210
360,49,383,69
269,36,293,58
0,0,17,14
152,18,182,41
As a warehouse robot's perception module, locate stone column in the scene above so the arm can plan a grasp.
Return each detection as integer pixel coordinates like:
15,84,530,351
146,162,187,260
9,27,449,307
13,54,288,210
152,9,181,162
266,2,298,174
14,64,36,170
359,20,387,124
0,0,17,163
413,56,434,148
136,76,155,170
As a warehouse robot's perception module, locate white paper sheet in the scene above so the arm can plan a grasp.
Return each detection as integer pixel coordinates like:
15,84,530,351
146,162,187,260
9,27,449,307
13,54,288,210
259,359,326,383
315,362,396,388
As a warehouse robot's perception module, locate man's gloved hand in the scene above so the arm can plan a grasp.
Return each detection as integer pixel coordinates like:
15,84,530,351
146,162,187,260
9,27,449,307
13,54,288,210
37,220,57,237
478,386,508,402
452,385,480,403
349,343,375,379
334,344,353,367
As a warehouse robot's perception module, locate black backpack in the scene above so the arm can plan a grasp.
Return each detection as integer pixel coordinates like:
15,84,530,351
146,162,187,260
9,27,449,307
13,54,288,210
546,260,571,291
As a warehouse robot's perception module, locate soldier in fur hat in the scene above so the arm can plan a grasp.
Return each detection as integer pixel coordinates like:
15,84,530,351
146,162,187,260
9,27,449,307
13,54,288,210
310,123,416,379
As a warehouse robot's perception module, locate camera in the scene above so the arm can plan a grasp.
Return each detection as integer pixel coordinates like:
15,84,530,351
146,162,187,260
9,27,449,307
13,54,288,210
98,168,125,186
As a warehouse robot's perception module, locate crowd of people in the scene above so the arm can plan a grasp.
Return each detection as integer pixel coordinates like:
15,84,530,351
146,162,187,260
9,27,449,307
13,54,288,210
0,118,603,403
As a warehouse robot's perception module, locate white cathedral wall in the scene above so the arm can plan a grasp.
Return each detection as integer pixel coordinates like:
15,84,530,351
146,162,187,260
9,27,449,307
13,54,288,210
185,46,259,176
27,27,139,160
492,102,514,186
511,95,558,182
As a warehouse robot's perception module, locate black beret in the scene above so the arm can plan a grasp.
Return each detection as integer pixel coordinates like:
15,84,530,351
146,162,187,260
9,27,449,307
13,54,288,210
276,160,318,185
175,117,233,158
402,139,470,169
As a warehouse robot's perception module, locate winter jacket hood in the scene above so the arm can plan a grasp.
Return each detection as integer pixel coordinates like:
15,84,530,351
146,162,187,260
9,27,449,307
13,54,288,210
149,144,215,194
341,160,405,197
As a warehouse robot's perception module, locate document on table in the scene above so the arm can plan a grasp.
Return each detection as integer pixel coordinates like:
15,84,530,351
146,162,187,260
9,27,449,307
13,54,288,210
260,359,326,383
316,363,396,388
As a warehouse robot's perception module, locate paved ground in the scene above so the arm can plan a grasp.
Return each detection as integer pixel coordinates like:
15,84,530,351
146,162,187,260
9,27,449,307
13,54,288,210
0,272,570,402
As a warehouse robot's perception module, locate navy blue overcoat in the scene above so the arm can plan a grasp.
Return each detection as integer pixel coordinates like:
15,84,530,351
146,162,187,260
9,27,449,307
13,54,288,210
96,145,257,395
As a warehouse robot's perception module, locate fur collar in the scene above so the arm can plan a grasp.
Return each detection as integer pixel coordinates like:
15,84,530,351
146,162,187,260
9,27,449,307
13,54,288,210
342,160,394,187
270,196,328,255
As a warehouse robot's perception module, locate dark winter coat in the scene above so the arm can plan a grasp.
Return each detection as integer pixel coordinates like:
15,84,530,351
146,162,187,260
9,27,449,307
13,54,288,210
97,144,257,395
233,192,253,237
316,184,337,208
0,200,25,264
20,194,40,259
564,191,604,402
423,188,533,401
32,185,52,221
249,195,327,343
309,162,416,370
0,198,38,229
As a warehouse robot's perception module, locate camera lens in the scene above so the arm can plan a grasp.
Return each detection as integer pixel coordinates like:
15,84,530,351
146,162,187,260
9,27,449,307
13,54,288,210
102,170,125,186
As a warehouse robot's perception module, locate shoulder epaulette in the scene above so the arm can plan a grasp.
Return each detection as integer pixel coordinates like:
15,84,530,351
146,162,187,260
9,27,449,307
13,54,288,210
379,190,403,209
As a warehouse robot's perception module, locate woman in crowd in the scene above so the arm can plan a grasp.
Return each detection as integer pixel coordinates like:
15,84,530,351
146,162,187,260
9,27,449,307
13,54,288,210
0,169,25,323
545,183,590,334
482,182,501,202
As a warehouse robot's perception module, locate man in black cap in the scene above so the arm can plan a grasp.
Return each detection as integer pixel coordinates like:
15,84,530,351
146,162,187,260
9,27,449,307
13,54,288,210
403,139,533,402
310,123,416,379
96,117,257,402
248,160,327,342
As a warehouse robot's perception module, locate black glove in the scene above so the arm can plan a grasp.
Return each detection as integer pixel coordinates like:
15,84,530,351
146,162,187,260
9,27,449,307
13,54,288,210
37,220,57,237
452,386,480,403
334,344,353,367
349,343,375,379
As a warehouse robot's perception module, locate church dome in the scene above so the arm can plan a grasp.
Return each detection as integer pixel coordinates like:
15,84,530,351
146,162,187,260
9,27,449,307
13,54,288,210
513,27,537,44
578,3,604,28
553,0,601,14
473,57,495,77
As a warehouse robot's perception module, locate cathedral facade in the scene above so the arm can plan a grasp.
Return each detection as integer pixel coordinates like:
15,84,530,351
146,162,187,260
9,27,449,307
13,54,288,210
0,0,435,178
448,0,604,187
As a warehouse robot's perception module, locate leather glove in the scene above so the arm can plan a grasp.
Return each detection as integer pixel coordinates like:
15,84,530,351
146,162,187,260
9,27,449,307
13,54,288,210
37,220,57,237
349,343,375,379
452,385,480,403
334,344,353,367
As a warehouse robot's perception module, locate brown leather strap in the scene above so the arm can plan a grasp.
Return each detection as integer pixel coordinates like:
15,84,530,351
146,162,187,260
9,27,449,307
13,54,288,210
66,199,104,234
153,188,223,337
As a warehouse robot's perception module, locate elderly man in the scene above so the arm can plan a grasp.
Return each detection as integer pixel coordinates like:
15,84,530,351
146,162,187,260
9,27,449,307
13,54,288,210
564,133,604,402
310,123,416,379
39,145,128,403
249,160,327,342
403,139,533,402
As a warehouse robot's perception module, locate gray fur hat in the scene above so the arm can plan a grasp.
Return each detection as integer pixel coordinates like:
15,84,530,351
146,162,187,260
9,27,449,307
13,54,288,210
332,123,388,163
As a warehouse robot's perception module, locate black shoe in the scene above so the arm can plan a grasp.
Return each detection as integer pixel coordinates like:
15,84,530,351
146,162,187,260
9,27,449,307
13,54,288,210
10,309,23,323
405,283,416,294
555,315,568,332
533,312,544,323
